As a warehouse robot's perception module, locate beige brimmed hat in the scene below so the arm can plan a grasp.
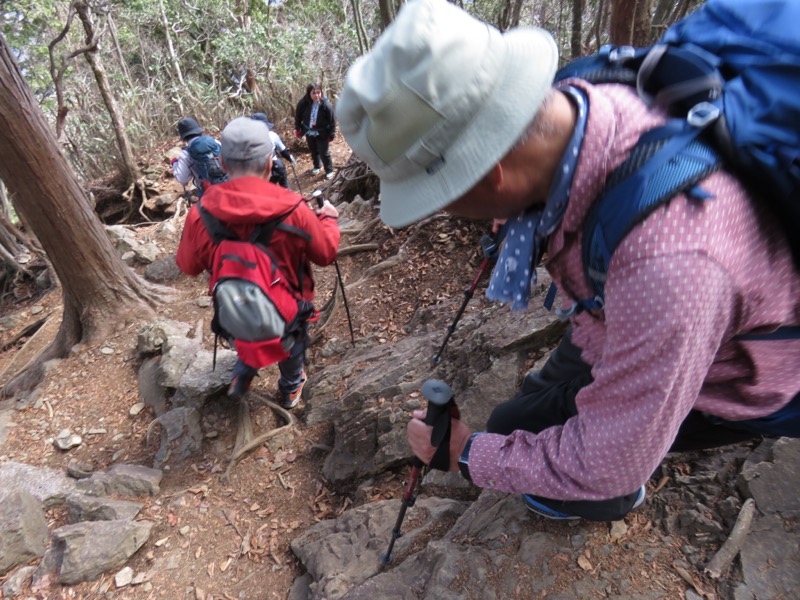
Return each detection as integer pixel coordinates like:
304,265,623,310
338,0,558,228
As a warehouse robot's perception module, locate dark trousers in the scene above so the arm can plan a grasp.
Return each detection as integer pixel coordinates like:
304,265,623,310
232,334,307,395
486,330,776,521
307,135,333,174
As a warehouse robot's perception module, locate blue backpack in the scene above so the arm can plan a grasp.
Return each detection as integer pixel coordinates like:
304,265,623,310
553,0,800,318
186,135,229,198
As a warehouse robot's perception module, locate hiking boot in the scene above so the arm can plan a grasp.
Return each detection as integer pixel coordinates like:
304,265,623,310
325,171,334,180
227,374,252,401
522,485,647,521
311,168,321,175
521,495,582,520
281,371,307,409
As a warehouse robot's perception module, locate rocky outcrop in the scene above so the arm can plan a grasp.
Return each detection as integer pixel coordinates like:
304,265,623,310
0,461,156,587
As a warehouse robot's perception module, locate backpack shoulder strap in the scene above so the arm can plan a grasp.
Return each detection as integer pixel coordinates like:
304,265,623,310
250,200,312,247
197,202,236,244
581,120,722,303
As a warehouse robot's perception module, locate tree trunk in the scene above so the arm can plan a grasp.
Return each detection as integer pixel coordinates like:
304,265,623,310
350,0,369,55
378,0,395,31
610,0,651,46
105,7,134,90
570,0,585,59
75,1,140,188
158,0,186,87
0,36,168,395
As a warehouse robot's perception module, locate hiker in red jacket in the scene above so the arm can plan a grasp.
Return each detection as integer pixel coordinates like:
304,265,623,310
177,117,340,409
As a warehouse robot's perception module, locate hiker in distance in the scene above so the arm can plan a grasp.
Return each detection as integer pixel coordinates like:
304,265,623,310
251,112,297,189
176,117,340,409
295,83,337,180
338,0,800,521
171,117,228,199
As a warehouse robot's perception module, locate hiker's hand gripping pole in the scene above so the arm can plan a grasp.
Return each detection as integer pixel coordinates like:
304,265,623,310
431,226,506,365
312,190,356,346
379,379,457,567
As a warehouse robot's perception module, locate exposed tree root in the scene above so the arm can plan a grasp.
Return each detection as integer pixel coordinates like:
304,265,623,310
337,243,378,257
310,283,342,345
222,391,296,482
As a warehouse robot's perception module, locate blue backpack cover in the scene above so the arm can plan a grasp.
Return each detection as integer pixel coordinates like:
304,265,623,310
186,135,229,198
554,0,800,311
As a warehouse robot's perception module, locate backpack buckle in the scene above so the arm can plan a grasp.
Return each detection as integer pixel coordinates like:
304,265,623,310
609,45,636,63
687,102,720,128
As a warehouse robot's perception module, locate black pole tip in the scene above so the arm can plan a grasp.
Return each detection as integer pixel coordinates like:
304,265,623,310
378,552,392,566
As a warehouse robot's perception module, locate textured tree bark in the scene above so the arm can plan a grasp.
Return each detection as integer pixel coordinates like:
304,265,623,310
610,0,654,46
570,0,585,59
0,36,167,395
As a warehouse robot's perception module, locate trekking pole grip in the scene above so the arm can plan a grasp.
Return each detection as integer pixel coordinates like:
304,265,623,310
419,379,456,471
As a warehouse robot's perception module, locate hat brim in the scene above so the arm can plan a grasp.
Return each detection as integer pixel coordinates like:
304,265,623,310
378,27,558,229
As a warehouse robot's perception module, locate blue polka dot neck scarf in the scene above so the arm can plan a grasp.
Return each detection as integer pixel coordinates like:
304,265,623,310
486,86,588,310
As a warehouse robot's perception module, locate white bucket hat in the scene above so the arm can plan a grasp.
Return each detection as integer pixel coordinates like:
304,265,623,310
338,0,558,228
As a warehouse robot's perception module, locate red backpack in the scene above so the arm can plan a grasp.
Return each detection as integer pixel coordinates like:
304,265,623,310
198,201,314,368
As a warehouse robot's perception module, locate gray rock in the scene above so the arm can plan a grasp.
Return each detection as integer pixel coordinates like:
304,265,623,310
737,513,800,599
158,336,201,389
114,565,134,588
51,519,153,584
144,255,183,283
1,565,35,598
292,496,468,600
0,407,14,448
76,464,162,497
136,319,192,355
305,287,561,486
171,349,236,410
138,356,169,417
0,462,77,507
0,490,49,575
147,406,203,467
739,437,800,516
66,494,143,523
53,429,82,451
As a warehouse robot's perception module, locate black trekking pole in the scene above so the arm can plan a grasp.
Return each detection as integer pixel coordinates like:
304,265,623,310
311,190,356,346
379,379,457,567
289,161,304,196
431,228,505,365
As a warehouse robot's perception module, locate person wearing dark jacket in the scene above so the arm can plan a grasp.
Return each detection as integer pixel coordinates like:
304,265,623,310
295,83,337,179
176,117,340,409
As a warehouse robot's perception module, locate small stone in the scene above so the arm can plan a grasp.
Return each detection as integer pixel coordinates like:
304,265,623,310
129,402,146,416
195,297,212,308
31,306,44,315
610,520,628,541
100,347,114,355
143,582,153,592
115,566,134,588
54,430,82,451
179,526,191,536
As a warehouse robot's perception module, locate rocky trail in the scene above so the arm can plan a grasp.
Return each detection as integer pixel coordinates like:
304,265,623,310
0,137,798,599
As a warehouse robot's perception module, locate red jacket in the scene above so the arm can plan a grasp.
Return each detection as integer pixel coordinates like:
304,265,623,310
176,176,340,366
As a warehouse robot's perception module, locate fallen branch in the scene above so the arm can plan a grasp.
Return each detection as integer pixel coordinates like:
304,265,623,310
704,498,757,579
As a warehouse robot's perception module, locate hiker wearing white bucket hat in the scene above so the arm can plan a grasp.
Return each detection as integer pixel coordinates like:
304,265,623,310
340,0,800,523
